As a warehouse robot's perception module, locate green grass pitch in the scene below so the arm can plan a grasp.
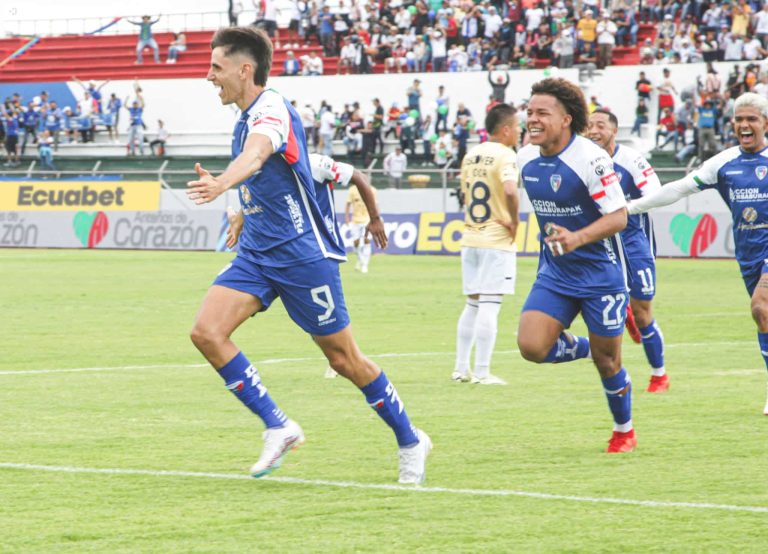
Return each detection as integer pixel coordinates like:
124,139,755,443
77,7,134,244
1,249,767,552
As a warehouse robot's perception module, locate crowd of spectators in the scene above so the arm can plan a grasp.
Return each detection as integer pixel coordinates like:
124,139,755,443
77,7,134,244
633,60,767,164
292,74,528,175
259,0,648,74
638,0,768,65
0,79,165,167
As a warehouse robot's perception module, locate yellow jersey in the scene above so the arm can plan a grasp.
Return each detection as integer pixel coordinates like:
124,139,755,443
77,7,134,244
460,141,518,252
347,185,375,224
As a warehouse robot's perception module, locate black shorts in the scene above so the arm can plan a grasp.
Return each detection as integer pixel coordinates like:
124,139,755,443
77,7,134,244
5,135,18,154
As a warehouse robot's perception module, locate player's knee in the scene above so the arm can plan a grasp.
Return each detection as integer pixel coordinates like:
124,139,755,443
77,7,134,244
591,352,621,377
190,322,220,352
517,335,548,363
751,299,768,327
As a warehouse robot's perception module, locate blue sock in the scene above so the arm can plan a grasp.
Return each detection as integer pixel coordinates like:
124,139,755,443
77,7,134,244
361,371,419,447
602,368,632,430
542,332,590,363
640,320,665,371
758,332,768,371
218,352,287,429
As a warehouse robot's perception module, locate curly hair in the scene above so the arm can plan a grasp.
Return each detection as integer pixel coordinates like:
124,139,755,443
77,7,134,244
530,78,589,135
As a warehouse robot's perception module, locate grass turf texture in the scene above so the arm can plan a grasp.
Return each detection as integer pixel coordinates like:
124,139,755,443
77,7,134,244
1,249,766,552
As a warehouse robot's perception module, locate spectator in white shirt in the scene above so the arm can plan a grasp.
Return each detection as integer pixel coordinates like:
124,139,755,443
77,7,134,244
383,146,408,188
525,4,544,32
319,106,336,156
754,3,768,48
596,11,617,69
723,32,745,60
483,7,503,39
303,51,324,75
743,36,767,60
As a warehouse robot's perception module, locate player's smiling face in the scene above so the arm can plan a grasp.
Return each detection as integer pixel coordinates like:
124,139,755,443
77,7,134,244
587,112,616,152
733,105,768,153
207,47,248,108
527,94,572,155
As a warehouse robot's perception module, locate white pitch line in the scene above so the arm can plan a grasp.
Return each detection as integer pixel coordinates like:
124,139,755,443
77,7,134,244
0,341,757,376
1,462,766,514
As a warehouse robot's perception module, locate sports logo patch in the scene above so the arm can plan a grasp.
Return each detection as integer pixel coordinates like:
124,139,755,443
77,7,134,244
742,206,758,223
756,166,767,180
594,164,606,177
550,174,562,192
240,184,252,204
225,380,245,393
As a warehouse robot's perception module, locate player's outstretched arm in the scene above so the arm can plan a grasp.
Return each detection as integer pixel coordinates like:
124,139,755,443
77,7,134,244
351,169,387,249
628,177,700,214
187,133,274,205
545,207,627,256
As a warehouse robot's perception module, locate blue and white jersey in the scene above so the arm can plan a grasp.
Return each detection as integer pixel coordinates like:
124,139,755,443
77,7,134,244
518,135,628,296
688,145,768,276
309,153,354,251
233,89,345,268
612,144,661,258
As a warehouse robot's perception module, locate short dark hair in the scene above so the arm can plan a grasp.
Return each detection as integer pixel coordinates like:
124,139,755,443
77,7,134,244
592,108,618,128
211,26,273,86
485,103,517,134
530,78,588,134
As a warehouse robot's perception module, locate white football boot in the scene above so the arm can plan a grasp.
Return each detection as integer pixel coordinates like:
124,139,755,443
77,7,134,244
398,428,432,484
250,419,305,478
470,373,507,385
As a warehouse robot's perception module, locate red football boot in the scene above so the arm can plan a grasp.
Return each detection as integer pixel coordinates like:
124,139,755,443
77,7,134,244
646,374,670,393
625,305,642,344
606,429,637,453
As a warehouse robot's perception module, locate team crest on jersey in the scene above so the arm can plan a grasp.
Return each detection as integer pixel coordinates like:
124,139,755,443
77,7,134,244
742,206,758,223
755,166,767,180
550,174,562,192
240,184,252,204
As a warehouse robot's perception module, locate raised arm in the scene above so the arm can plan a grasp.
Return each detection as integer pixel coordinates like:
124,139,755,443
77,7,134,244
628,177,700,214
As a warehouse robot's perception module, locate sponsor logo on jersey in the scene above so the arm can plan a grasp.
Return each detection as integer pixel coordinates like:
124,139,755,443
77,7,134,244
756,166,768,180
594,164,607,177
524,175,539,182
550,174,562,192
642,167,655,177
240,184,252,204
600,173,618,187
742,206,758,223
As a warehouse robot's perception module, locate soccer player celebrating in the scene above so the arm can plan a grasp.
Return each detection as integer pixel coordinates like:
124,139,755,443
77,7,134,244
453,104,520,385
187,27,431,483
516,78,636,453
588,109,669,393
629,92,768,415
345,176,379,273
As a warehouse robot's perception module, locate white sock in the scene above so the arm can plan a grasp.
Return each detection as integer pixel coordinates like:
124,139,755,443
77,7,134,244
455,299,478,375
473,295,502,379
361,242,372,269
651,366,666,377
614,420,633,433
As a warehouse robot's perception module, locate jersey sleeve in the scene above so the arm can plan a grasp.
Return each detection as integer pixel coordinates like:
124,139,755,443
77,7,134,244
628,153,662,197
585,154,627,214
688,153,724,190
245,91,291,152
500,149,519,185
310,154,355,187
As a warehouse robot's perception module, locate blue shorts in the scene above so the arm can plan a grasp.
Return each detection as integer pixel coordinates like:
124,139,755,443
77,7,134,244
744,259,768,297
213,255,350,336
522,280,628,337
626,255,656,301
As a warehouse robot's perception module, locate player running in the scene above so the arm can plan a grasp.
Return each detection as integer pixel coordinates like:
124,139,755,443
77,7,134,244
346,183,377,274
187,27,430,483
629,92,768,415
516,78,637,453
588,110,669,393
226,153,386,380
452,103,520,385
